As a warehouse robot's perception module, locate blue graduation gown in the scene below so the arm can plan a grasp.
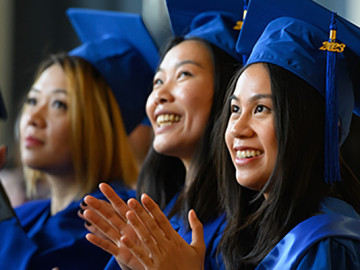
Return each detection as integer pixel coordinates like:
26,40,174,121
256,197,360,270
105,194,226,270
0,182,135,270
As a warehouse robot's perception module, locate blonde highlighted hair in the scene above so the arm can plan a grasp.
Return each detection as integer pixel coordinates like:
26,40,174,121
23,53,138,198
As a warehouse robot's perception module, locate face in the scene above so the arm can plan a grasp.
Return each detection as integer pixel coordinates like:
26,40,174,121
225,63,277,194
19,64,73,175
146,40,214,167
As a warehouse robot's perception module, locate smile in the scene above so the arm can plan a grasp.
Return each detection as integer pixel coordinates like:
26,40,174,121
156,114,181,127
236,150,262,159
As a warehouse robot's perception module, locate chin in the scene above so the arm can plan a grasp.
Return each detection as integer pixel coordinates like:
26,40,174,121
153,141,173,155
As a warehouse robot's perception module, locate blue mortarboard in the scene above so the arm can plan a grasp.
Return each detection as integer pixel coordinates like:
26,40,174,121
67,8,159,134
0,88,7,120
183,11,244,63
237,0,360,184
165,0,244,36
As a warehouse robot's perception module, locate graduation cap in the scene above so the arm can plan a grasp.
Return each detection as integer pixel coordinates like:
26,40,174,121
67,8,159,134
182,11,244,63
165,0,245,36
0,88,7,120
236,0,360,184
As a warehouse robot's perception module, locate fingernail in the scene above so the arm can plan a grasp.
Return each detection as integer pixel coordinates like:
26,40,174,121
85,221,91,227
79,208,84,215
81,201,87,207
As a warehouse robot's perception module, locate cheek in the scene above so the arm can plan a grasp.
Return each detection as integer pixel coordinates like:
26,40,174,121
145,101,156,130
54,120,71,143
145,95,155,117
264,125,277,160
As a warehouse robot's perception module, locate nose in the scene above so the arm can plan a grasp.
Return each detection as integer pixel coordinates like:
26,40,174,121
25,105,47,128
153,83,174,105
229,113,254,139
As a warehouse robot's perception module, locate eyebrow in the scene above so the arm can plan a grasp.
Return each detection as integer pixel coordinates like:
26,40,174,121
157,59,204,73
229,93,272,103
30,88,68,95
175,60,204,69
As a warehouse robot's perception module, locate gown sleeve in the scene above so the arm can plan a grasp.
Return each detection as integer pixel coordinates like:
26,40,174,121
297,237,360,270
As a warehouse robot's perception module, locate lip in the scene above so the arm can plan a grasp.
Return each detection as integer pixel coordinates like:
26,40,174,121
154,119,180,134
233,146,263,166
24,136,44,147
153,108,181,120
152,109,182,133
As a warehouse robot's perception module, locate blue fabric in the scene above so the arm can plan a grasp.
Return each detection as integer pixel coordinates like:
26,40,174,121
0,182,135,270
166,0,243,36
104,194,226,270
67,8,158,134
164,195,226,270
184,12,243,63
256,197,360,270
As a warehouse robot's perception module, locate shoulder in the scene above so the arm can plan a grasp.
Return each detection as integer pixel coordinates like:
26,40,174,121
319,197,360,218
256,198,360,269
15,199,50,223
298,237,360,269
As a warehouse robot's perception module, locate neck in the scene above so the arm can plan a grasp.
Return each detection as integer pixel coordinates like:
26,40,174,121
181,158,192,191
46,172,80,215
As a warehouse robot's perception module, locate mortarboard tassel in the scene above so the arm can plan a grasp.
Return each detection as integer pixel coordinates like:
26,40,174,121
323,13,342,184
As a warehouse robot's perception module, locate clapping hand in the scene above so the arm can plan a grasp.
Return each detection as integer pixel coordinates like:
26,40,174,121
121,194,205,270
78,183,143,270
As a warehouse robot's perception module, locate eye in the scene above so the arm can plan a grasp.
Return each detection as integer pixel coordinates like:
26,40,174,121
230,104,240,114
153,78,163,86
254,104,270,114
53,100,68,110
178,71,193,79
25,97,37,106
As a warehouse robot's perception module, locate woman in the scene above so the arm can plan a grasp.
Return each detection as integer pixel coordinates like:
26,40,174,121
0,7,158,268
0,51,148,269
81,12,242,270
217,2,360,268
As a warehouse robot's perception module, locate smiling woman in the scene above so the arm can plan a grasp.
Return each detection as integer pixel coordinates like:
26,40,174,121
146,39,214,170
225,64,277,197
216,0,360,268
80,12,243,270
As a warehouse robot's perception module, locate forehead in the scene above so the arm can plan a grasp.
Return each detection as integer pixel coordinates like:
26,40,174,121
32,64,67,92
233,64,271,98
160,40,213,69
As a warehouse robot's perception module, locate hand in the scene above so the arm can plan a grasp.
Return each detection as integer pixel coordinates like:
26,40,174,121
121,194,205,270
79,183,144,270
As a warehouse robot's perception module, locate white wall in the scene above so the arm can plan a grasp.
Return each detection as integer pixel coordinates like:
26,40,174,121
314,0,360,27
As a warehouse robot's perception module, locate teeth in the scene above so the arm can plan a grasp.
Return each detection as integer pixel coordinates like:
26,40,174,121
236,150,261,159
156,114,181,127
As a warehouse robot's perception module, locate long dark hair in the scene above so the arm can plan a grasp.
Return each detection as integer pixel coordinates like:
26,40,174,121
137,37,241,225
217,63,360,269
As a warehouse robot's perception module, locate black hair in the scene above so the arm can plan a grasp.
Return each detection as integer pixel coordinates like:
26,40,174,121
217,63,360,269
137,36,241,226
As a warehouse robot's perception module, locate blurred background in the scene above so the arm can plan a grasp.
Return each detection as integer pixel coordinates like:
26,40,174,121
0,0,359,206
